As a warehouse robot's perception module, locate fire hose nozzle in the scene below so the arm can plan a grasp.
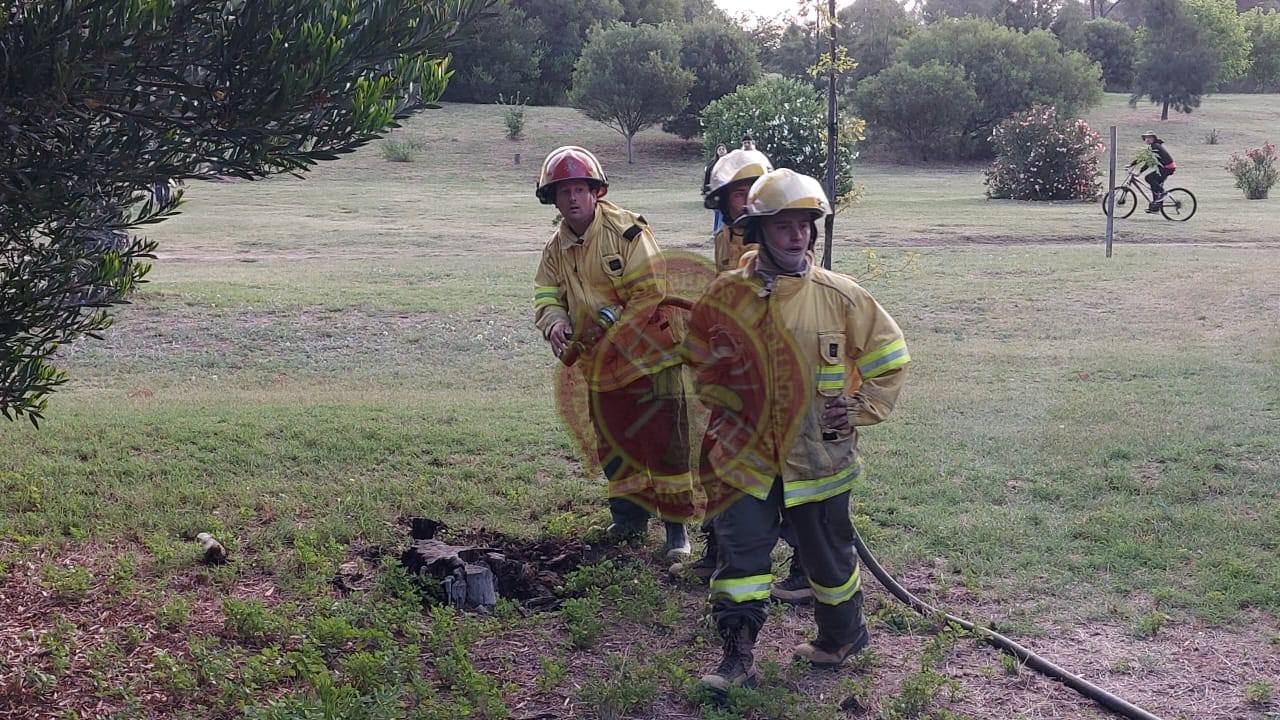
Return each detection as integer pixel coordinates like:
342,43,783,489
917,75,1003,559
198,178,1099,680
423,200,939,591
558,305,621,366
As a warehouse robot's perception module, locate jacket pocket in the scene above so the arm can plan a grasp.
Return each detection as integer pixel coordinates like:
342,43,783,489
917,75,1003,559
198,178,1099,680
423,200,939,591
816,332,846,398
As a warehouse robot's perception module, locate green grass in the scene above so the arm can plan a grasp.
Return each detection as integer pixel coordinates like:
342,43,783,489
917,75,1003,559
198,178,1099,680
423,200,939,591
1,94,1278,719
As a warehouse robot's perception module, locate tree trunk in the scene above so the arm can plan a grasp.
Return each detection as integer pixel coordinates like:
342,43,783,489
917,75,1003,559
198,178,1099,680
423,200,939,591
1161,100,1169,121
625,133,635,164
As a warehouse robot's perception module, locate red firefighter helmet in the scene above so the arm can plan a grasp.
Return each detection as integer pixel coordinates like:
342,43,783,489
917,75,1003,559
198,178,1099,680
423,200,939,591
536,146,609,204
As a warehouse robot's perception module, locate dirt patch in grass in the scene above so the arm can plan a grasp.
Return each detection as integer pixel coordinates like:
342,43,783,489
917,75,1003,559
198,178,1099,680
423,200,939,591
487,575,1279,720
0,542,280,719
2,539,1277,719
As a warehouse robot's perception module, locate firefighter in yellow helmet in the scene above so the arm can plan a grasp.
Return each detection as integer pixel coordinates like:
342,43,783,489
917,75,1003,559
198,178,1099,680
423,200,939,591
703,139,773,273
673,141,814,604
683,169,910,691
532,146,696,557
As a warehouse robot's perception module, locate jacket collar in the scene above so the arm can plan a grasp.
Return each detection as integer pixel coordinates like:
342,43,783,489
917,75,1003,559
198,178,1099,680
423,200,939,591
557,202,608,250
744,253,813,299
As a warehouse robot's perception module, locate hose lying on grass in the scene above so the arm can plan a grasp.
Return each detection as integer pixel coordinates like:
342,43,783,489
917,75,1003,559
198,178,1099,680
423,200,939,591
850,529,1164,720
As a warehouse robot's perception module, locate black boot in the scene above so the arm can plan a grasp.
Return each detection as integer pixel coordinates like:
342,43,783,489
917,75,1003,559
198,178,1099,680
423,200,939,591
600,497,648,541
663,521,691,559
700,620,759,693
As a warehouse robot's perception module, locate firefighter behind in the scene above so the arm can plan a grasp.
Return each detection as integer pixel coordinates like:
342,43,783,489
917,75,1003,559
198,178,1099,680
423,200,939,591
671,141,817,604
532,146,696,558
684,169,911,691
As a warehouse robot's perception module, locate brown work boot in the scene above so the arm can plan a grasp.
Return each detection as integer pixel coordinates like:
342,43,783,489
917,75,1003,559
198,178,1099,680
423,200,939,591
793,626,870,668
700,622,759,694
770,564,813,603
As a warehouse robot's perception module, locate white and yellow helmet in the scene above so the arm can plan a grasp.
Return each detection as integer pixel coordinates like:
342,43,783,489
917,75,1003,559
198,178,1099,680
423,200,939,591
734,168,832,226
703,147,774,210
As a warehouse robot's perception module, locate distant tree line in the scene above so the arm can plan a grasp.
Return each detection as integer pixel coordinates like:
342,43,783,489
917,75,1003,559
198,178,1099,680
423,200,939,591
446,0,1278,162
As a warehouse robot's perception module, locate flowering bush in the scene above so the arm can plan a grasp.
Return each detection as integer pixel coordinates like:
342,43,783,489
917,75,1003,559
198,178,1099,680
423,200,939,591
985,105,1104,201
1225,142,1278,200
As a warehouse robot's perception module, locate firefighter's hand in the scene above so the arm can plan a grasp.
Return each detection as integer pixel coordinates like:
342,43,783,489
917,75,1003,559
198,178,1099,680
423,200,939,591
548,321,572,356
578,319,606,345
822,395,850,432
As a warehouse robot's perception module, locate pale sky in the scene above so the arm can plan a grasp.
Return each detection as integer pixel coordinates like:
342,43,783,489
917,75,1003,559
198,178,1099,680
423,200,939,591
714,0,858,21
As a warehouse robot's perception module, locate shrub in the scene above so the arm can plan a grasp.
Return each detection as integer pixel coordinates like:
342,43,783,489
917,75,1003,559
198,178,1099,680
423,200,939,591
895,18,1102,156
1241,8,1280,92
222,599,287,645
701,76,863,196
154,594,194,631
1244,680,1274,706
1226,142,1278,200
41,564,93,602
985,105,1104,201
380,136,426,162
850,61,979,162
496,93,528,140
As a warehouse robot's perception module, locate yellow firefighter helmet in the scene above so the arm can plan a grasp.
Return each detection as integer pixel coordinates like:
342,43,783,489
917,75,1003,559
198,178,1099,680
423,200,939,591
704,147,774,210
735,168,832,225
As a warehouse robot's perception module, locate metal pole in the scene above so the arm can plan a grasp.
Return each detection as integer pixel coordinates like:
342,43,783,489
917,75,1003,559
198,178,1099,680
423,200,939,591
823,0,837,270
1106,125,1116,258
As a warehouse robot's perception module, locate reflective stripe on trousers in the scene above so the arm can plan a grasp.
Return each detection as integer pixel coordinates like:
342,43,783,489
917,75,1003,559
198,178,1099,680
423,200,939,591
710,574,773,603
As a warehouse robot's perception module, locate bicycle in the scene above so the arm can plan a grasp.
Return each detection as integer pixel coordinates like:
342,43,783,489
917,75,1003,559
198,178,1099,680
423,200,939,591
1101,165,1197,221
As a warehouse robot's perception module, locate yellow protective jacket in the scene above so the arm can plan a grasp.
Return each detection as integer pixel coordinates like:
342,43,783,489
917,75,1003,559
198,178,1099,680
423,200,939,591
713,224,748,274
684,256,909,508
534,200,682,391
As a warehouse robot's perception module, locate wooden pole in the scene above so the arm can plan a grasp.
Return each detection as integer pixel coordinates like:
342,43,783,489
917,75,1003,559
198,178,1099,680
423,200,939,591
1106,125,1117,258
823,0,837,270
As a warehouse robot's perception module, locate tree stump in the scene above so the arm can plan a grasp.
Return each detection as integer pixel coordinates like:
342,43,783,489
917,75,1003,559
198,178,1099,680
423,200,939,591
400,539,499,611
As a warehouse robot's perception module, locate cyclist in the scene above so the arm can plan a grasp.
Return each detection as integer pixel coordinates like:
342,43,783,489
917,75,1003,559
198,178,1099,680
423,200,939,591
1139,132,1176,213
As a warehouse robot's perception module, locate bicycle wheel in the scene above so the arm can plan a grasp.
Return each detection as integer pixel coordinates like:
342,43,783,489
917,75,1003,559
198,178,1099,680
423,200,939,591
1102,186,1138,219
1160,188,1197,222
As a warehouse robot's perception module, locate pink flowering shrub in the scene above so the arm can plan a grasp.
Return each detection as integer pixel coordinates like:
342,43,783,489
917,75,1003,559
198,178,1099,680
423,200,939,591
985,105,1104,201
1225,142,1278,200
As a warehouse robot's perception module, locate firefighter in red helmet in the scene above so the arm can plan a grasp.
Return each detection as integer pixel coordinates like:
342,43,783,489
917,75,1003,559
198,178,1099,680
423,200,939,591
532,146,697,557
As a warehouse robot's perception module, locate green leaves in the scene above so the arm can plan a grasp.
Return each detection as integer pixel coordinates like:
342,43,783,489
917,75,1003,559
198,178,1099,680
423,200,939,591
568,22,692,161
1,0,489,422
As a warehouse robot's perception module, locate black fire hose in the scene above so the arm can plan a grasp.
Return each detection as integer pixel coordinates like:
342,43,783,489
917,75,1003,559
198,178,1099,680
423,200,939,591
850,529,1164,720
567,295,1163,718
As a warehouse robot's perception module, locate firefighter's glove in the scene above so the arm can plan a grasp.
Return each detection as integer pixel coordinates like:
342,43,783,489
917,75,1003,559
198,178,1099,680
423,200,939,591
548,320,573,357
821,395,850,433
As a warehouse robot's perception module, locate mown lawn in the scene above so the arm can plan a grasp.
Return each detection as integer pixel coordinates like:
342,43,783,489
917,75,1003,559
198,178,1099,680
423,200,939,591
1,95,1277,720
